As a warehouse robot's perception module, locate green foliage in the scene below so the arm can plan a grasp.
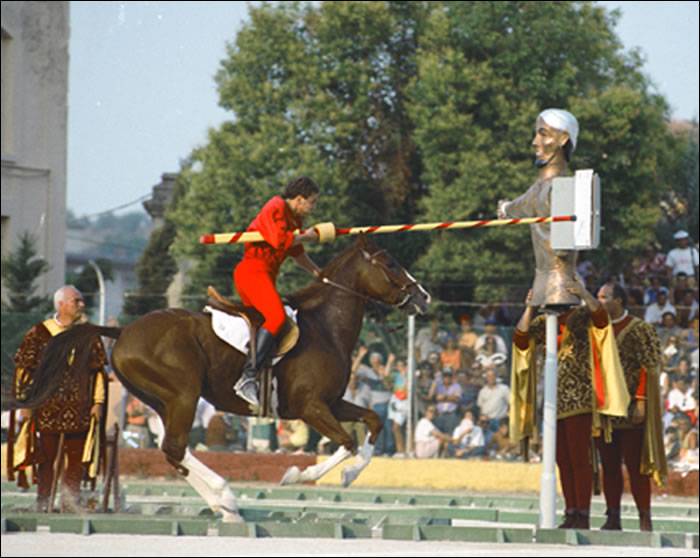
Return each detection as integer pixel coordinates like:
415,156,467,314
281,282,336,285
409,1,675,300
170,1,686,304
122,220,179,316
1,232,52,313
66,258,114,312
656,126,699,248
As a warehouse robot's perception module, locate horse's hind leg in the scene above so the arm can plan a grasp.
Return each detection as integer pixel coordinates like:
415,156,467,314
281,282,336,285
161,394,243,523
329,399,381,487
280,401,354,485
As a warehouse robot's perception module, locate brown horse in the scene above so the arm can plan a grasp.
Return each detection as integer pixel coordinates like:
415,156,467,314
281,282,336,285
21,235,429,521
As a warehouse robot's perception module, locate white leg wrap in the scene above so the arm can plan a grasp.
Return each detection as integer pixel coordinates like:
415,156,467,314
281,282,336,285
180,449,242,523
281,445,352,485
341,433,374,487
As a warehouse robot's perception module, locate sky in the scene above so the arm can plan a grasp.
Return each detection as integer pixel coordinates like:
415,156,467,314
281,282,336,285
67,1,700,218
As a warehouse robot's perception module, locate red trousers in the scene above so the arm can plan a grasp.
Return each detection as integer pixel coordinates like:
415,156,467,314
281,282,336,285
36,431,88,508
234,259,286,335
597,427,650,512
556,413,593,513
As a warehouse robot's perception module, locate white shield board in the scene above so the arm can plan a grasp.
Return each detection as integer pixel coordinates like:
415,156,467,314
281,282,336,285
551,169,600,250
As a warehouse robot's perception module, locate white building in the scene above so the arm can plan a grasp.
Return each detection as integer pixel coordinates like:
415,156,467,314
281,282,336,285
1,2,69,298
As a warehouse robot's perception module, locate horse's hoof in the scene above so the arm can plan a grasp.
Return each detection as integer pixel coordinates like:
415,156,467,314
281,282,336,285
341,467,358,488
221,510,245,523
280,466,301,485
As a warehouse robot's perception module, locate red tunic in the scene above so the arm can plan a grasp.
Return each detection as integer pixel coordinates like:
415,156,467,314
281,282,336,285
242,196,304,278
234,196,304,335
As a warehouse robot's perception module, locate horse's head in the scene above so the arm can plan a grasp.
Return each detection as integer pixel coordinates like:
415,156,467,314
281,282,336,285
349,235,431,315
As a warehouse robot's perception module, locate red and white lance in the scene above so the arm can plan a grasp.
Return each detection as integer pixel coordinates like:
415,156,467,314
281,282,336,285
199,215,576,245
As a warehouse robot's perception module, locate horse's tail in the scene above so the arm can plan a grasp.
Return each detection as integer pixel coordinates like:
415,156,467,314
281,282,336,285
6,323,122,410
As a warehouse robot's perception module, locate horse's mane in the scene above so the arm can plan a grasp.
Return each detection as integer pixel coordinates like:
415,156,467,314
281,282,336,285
287,239,363,310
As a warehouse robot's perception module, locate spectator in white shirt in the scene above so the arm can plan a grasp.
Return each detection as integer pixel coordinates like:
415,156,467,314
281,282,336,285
666,230,699,280
475,320,508,355
452,409,475,442
477,368,511,431
644,287,676,325
451,410,486,458
666,376,696,417
415,405,449,458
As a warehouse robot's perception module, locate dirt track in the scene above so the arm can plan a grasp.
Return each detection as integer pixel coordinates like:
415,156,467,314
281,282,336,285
2,532,698,557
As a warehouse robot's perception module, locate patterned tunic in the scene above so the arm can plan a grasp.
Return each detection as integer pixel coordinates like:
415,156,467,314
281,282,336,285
525,306,608,419
14,320,106,433
611,315,661,429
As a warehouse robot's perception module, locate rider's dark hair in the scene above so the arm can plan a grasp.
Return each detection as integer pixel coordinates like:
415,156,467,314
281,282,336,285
282,176,319,199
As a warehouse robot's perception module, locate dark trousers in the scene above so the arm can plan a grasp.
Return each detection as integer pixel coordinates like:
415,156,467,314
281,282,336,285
597,427,650,512
36,431,88,508
556,413,593,513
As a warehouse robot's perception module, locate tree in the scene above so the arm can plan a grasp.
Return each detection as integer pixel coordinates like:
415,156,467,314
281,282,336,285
65,258,114,314
1,231,52,313
409,1,676,301
169,1,681,307
1,232,52,390
122,220,178,317
169,1,432,304
656,123,699,247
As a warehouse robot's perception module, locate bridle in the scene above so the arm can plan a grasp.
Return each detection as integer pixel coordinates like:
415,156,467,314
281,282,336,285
319,248,429,309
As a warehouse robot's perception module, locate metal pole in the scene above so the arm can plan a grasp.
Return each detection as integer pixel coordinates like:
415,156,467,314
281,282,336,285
539,311,559,528
406,315,416,456
88,260,106,326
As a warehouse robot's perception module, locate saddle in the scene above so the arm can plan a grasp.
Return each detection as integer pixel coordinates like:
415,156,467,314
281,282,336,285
206,286,299,358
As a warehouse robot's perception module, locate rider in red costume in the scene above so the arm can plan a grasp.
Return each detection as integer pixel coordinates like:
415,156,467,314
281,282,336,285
233,176,322,407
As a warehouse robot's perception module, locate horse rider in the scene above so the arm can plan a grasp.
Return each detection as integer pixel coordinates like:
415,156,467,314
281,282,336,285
233,176,323,407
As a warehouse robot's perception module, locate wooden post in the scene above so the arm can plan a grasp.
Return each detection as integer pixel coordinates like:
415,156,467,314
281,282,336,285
48,433,65,513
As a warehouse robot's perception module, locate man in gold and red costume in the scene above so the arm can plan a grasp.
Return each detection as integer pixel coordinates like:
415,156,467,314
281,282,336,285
510,285,630,529
596,283,667,532
7,285,107,512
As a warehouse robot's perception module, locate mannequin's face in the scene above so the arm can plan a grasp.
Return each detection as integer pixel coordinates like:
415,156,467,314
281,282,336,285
532,117,569,168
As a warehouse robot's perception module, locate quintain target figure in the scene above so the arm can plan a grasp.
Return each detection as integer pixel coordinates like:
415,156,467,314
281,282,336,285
498,108,580,308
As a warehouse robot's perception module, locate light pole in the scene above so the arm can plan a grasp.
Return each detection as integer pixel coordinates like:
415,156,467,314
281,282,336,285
88,259,106,326
406,314,416,456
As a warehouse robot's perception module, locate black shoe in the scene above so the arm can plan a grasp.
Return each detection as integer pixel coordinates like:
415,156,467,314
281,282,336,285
234,328,276,407
558,510,577,529
639,510,652,532
573,509,590,530
601,508,622,530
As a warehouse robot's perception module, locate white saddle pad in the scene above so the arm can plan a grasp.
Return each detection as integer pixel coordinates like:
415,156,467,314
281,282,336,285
204,305,297,365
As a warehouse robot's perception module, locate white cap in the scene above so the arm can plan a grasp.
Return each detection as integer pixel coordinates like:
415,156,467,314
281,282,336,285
538,109,579,152
673,230,689,240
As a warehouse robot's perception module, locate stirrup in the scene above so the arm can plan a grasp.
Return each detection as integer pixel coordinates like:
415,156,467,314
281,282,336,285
234,376,259,408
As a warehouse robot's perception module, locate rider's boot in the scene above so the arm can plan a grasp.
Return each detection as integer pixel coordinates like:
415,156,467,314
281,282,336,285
234,328,277,408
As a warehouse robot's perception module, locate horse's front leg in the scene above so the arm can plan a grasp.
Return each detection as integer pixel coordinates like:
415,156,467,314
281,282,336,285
330,399,381,487
280,400,356,486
